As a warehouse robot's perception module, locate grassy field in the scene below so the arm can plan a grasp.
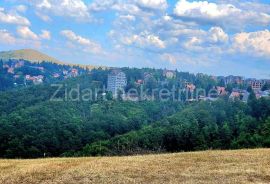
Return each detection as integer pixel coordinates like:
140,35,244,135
0,149,270,184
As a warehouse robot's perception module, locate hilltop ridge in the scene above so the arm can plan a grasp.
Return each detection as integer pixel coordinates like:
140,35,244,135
0,49,99,69
0,49,63,64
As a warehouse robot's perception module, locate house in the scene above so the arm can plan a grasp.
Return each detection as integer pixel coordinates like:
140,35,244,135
230,91,240,99
14,60,24,68
163,70,176,79
185,82,196,92
33,78,43,85
255,90,270,99
229,89,249,102
216,86,227,96
25,75,44,85
135,79,144,85
25,75,31,80
71,68,78,77
7,67,14,74
143,72,157,85
53,73,60,78
144,73,153,81
37,75,44,80
107,69,127,96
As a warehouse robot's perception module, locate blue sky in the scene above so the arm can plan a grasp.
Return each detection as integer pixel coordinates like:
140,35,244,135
0,0,270,79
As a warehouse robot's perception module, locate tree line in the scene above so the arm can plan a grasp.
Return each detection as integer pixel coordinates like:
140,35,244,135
0,67,269,158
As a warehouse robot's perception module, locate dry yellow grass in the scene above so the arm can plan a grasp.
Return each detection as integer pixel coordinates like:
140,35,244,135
0,149,270,184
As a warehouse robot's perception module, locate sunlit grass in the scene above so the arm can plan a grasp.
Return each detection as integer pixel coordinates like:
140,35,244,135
0,149,270,184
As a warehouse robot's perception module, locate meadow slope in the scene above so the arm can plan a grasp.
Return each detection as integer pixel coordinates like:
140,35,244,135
0,149,270,184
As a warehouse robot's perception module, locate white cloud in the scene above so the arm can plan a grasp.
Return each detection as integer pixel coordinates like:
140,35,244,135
0,28,42,48
0,29,16,44
34,0,91,21
136,0,168,10
184,36,203,49
209,27,228,43
160,52,217,67
17,27,51,41
88,0,115,12
15,5,27,13
37,0,52,9
121,31,166,49
233,30,270,57
161,53,177,65
119,14,136,21
174,0,239,18
39,30,51,40
35,11,52,22
89,0,164,17
174,0,270,28
0,7,30,26
17,26,39,40
112,2,150,16
182,27,228,52
61,30,103,54
163,14,172,21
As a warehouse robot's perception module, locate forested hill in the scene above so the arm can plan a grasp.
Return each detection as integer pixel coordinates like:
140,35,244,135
0,49,105,91
0,68,269,158
0,74,184,158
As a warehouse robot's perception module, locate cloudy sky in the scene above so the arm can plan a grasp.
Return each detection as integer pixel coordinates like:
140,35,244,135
0,0,270,78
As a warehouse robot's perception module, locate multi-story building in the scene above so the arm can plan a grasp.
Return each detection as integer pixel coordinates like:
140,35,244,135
107,69,127,96
249,80,264,91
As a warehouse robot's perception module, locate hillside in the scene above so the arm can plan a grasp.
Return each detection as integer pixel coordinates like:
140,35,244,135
0,49,63,64
0,59,90,91
0,49,99,69
0,149,270,184
0,68,269,158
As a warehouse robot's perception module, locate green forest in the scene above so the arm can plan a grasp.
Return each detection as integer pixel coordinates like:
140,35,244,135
0,65,270,158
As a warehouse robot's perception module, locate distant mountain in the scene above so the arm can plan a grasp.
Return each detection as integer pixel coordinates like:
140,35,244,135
0,49,101,69
0,49,64,64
